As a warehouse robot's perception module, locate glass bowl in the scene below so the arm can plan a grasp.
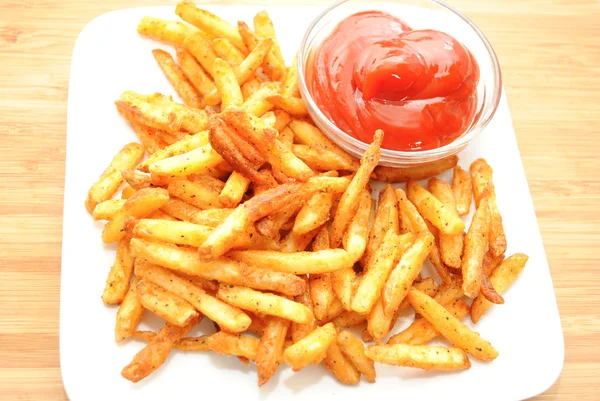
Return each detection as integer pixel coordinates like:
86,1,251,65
297,0,502,167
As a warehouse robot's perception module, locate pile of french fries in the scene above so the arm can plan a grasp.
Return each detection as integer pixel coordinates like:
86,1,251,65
86,1,529,386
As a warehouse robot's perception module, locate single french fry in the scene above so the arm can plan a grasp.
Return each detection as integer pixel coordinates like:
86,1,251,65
308,228,335,320
340,190,372,265
363,185,400,269
452,165,473,216
256,316,289,386
241,76,262,100
206,332,260,360
292,192,333,236
374,156,459,182
139,130,208,171
337,330,376,383
213,57,243,110
266,95,307,116
183,31,218,77
253,11,286,81
470,159,507,257
135,260,251,332
353,231,413,314
283,323,337,371
219,171,250,208
216,285,313,324
291,144,356,172
289,119,359,171
133,331,209,352
279,227,319,253
92,199,126,220
397,188,452,283
471,253,528,323
228,249,353,275
176,48,216,97
388,299,470,345
102,188,170,243
176,1,246,52
331,130,384,247
152,49,202,108
366,343,471,371
136,279,199,326
331,267,357,311
428,178,464,269
159,198,199,221
317,297,345,325
407,179,465,236
85,143,145,213
121,314,202,382
332,310,367,329
290,277,316,342
462,195,490,298
126,119,165,154
102,237,135,304
167,178,224,209
211,38,245,67
137,17,197,45
407,288,498,361
115,277,144,342
324,341,360,385
130,238,307,296
282,54,299,97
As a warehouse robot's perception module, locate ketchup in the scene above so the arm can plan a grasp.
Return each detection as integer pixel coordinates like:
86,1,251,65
307,11,480,151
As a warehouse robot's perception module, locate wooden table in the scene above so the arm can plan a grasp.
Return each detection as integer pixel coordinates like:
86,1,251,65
1,0,599,399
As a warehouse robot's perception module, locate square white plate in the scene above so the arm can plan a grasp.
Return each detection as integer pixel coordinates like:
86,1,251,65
61,5,564,401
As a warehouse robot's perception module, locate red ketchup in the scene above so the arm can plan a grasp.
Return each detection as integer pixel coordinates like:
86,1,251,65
307,11,480,151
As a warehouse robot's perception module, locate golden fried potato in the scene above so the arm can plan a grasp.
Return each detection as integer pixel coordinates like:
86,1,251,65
428,178,464,269
212,38,245,67
92,199,126,221
206,332,260,360
337,330,376,383
177,49,217,97
452,165,473,216
373,155,458,182
228,249,353,274
462,194,490,298
292,192,334,236
283,323,337,371
253,11,286,81
366,343,471,371
102,237,135,305
342,189,372,263
115,277,144,343
256,316,289,386
213,57,244,110
133,331,210,352
324,341,360,385
167,178,224,209
290,276,316,343
137,17,198,45
136,279,199,326
363,185,399,268
152,49,202,108
407,179,465,236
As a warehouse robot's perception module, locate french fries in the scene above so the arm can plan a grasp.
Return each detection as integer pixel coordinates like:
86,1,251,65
85,143,145,213
122,314,203,382
366,344,471,371
471,254,528,323
331,130,383,247
407,288,498,361
283,323,337,371
216,285,313,324
91,5,529,387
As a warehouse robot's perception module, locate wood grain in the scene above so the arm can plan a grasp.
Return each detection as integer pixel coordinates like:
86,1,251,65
1,0,599,399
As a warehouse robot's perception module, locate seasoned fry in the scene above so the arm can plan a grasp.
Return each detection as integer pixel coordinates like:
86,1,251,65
293,192,334,236
219,171,251,208
353,230,412,314
228,249,353,274
102,237,134,304
85,143,145,213
317,297,345,325
241,82,278,117
291,144,355,172
213,58,243,110
137,17,197,45
177,49,217,96
279,227,319,253
167,178,224,209
152,49,202,108
212,38,245,67
324,341,360,385
140,130,208,171
256,316,289,386
407,288,498,361
480,272,504,304
281,54,299,97
115,277,144,342
331,130,384,247
337,331,376,383
253,11,286,81
92,199,126,220
283,323,337,371
130,238,307,296
471,253,528,323
331,266,357,311
266,95,307,116
102,188,170,243
135,260,251,332
176,1,246,52
382,231,434,317
342,190,372,263
290,276,316,342
126,119,165,154
407,179,465,235
122,314,202,382
136,279,199,326
183,31,218,77
332,310,367,329
216,285,313,324
206,332,260,360
309,228,335,320
471,159,507,257
388,299,470,345
462,194,490,298
428,178,464,269
363,185,399,268
374,155,459,182
133,331,210,352
366,343,471,371
452,165,473,216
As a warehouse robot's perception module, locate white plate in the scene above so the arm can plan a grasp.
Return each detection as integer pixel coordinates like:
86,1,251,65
60,5,564,401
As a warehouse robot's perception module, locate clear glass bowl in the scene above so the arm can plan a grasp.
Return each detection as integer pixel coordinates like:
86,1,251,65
297,0,502,167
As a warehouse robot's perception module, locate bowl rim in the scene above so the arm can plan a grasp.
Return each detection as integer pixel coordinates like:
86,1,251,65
296,0,503,159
